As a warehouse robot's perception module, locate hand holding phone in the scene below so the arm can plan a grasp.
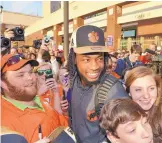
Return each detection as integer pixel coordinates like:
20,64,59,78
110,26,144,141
60,90,69,113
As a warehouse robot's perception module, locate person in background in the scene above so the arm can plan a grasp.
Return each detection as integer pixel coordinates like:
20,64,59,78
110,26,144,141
149,43,157,52
34,62,65,114
17,47,23,54
58,61,70,93
29,46,36,54
122,49,126,53
30,53,37,60
124,50,130,58
100,98,154,143
115,44,143,77
58,62,70,115
10,47,18,55
25,52,31,59
120,51,125,59
37,39,60,80
116,50,122,59
140,43,157,64
106,54,120,79
113,52,119,59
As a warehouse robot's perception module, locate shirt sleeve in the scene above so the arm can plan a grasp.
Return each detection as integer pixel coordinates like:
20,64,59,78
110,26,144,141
58,114,69,127
53,110,69,127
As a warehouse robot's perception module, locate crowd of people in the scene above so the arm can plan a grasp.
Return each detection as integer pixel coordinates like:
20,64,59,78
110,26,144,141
1,25,162,143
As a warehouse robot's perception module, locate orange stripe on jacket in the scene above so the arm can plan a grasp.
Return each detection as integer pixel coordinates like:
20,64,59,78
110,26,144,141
111,71,120,79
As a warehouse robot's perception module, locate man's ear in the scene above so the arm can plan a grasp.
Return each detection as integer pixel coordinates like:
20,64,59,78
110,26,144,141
106,131,119,143
1,80,9,92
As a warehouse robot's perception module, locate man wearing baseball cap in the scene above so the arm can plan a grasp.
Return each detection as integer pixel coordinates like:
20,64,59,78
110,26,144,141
66,25,129,143
1,54,68,143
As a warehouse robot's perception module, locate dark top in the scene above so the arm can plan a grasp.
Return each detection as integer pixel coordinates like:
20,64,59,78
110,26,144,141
70,74,129,143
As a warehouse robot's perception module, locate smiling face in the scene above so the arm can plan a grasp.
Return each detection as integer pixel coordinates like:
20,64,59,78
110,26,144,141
75,52,104,85
3,64,37,101
129,75,157,111
115,117,153,143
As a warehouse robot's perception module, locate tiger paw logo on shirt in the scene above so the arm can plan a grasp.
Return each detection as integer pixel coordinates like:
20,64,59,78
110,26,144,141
87,110,98,122
88,31,99,43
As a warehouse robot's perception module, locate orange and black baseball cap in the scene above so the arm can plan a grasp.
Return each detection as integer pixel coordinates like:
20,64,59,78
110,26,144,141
1,54,39,74
69,25,113,54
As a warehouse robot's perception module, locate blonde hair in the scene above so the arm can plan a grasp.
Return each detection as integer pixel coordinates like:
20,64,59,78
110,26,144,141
33,62,51,72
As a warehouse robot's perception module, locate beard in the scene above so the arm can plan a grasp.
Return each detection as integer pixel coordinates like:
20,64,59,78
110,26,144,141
5,80,36,101
76,67,106,86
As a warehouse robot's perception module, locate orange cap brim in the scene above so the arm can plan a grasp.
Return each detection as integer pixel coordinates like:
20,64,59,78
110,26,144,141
2,59,39,74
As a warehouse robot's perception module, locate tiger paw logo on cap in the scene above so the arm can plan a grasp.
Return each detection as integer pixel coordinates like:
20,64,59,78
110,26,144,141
88,31,99,43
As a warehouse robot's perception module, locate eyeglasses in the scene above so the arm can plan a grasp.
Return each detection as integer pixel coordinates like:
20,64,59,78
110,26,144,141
7,54,25,66
2,54,25,72
37,69,53,76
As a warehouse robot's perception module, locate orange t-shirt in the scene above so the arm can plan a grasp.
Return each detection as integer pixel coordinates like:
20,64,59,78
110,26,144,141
40,84,63,107
1,96,68,143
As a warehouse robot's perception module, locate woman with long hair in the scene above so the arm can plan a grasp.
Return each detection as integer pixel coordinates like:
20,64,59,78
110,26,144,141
125,66,162,142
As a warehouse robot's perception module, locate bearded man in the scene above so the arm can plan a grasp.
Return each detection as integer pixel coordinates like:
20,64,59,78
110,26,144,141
66,25,129,143
1,54,68,143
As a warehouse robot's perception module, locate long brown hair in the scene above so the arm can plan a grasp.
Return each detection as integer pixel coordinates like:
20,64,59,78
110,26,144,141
149,80,162,143
125,66,162,142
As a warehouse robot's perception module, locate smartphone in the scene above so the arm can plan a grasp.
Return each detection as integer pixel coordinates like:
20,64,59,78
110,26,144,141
45,74,53,80
62,90,67,100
